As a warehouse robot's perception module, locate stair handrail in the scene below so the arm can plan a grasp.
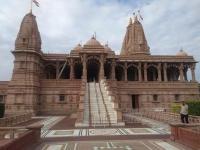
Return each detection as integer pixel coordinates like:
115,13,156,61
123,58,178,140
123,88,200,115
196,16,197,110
94,78,100,115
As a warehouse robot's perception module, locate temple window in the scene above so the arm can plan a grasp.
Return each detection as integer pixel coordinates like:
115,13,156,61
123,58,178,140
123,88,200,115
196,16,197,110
153,95,157,101
175,94,179,101
59,94,65,102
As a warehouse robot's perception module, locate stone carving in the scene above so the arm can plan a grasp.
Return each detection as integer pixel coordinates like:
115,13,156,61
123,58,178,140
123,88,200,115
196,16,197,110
52,95,56,103
42,95,46,103
147,95,149,102
119,103,121,108
69,96,73,102
118,96,121,102
161,95,164,102
76,95,79,102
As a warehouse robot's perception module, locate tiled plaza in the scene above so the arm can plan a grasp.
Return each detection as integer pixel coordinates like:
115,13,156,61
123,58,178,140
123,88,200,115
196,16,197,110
14,114,192,150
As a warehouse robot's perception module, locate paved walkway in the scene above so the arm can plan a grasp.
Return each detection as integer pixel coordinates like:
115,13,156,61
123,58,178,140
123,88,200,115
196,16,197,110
13,114,192,150
34,140,193,150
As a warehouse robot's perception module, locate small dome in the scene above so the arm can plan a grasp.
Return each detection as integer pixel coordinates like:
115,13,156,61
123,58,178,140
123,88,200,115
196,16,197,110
73,43,82,51
104,44,112,51
85,36,101,46
176,49,188,56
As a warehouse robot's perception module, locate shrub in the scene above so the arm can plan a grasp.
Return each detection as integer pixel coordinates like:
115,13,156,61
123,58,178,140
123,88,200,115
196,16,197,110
185,100,200,116
172,104,181,114
0,103,5,118
172,101,200,116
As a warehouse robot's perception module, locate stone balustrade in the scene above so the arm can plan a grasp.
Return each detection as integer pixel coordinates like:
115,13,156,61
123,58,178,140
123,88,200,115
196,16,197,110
170,123,200,150
0,81,8,89
37,108,77,115
0,124,43,150
123,108,200,124
0,127,29,139
40,79,82,86
0,113,32,127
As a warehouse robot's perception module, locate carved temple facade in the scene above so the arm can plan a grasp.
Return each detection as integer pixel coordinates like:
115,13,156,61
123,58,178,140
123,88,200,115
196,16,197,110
0,13,199,122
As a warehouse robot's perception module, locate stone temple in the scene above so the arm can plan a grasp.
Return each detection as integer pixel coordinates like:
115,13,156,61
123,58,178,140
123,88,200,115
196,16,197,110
0,12,199,126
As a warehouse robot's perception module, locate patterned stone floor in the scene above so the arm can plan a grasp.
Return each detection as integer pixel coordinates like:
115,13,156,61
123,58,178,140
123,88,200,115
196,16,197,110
17,115,192,150
34,140,193,150
41,128,168,138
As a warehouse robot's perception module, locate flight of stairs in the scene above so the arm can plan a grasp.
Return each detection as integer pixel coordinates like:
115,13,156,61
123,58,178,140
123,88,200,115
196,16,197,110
82,82,117,126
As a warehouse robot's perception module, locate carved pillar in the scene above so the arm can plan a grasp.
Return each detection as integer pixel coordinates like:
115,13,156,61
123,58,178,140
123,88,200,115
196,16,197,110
135,69,138,81
124,62,127,81
158,63,161,81
179,63,184,82
191,64,196,82
144,63,147,81
111,59,116,79
100,54,105,79
138,63,142,82
70,58,74,80
164,63,168,82
56,61,59,79
153,70,156,81
82,54,87,78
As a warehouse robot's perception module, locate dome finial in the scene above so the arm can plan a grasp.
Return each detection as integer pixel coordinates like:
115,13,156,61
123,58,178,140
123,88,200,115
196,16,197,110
129,18,132,24
134,15,138,21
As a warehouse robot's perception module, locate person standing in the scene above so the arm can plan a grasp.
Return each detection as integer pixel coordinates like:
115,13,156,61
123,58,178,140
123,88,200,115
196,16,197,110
180,101,189,123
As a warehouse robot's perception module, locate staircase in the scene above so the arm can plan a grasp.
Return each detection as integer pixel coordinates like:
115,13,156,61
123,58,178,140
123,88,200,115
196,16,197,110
82,82,117,126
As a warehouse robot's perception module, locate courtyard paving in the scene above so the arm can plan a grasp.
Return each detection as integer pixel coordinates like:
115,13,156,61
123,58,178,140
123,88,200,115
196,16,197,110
13,114,193,150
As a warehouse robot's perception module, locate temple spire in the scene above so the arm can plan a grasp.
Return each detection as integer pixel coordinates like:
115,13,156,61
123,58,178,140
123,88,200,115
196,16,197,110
134,16,138,21
30,0,32,13
129,18,132,24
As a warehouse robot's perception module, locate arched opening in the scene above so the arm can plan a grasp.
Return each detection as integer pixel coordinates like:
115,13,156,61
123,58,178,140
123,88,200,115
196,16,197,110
183,67,189,81
115,66,124,81
167,66,179,81
45,64,56,79
59,65,70,79
87,59,100,82
147,66,158,81
104,63,111,79
127,66,138,81
74,63,83,79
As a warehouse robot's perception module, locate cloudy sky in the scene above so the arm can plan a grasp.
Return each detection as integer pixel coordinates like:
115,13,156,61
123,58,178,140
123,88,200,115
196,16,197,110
0,0,200,81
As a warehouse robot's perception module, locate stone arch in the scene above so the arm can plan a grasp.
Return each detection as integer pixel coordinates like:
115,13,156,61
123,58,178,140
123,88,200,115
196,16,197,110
74,60,83,79
167,64,179,81
115,65,124,81
45,63,56,79
127,64,138,81
147,65,158,81
59,63,70,79
104,62,111,79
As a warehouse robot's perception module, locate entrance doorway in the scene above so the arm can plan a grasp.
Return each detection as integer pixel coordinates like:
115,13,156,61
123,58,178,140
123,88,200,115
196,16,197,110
132,95,139,109
87,59,100,82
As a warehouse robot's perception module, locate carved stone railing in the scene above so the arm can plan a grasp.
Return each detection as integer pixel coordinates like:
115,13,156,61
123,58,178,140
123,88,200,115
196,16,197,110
0,113,32,127
0,124,43,150
170,123,200,150
0,81,8,89
116,81,199,90
37,108,77,115
123,108,200,124
40,79,82,87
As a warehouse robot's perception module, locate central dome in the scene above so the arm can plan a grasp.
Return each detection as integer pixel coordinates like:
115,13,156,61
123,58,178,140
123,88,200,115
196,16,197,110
176,49,188,56
85,36,101,46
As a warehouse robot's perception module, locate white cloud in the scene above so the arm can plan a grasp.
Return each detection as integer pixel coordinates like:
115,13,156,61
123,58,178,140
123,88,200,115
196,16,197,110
0,0,200,81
